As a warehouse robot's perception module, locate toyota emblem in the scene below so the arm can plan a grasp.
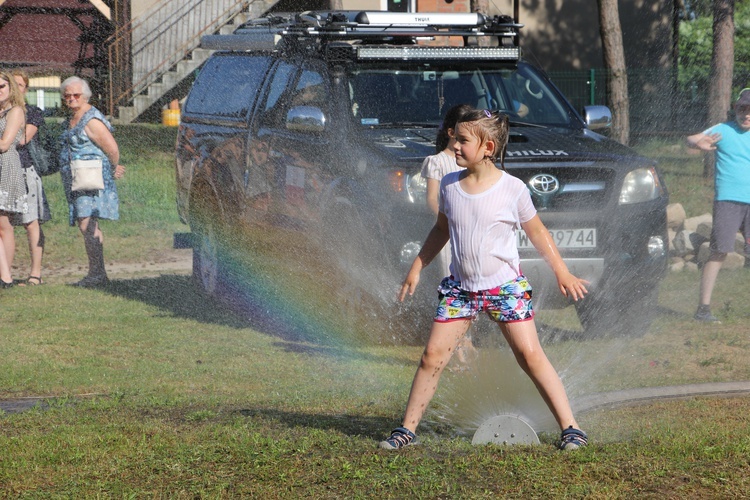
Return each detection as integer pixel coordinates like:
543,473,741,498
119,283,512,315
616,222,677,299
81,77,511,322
528,174,560,195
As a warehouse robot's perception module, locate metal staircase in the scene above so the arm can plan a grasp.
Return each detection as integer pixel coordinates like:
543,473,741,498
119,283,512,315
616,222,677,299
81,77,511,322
108,0,273,124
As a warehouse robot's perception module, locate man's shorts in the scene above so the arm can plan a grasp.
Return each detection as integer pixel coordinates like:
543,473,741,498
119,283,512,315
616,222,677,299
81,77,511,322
710,200,750,255
434,275,534,323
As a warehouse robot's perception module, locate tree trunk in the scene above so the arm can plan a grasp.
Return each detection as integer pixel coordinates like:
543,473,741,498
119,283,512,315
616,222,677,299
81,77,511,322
673,0,686,130
597,0,629,146
705,0,735,178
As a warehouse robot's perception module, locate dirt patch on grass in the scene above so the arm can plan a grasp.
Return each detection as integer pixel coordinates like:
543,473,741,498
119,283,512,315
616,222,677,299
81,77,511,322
12,248,193,285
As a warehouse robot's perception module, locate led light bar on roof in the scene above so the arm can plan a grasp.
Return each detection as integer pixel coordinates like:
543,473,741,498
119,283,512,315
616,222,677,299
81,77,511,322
354,11,485,27
356,46,521,61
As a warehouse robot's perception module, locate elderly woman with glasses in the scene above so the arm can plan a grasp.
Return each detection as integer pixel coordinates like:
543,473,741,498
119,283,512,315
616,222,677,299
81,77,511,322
59,76,125,287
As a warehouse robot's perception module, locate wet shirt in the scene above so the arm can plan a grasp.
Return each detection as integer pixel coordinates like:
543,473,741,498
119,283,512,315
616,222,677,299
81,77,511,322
439,171,537,291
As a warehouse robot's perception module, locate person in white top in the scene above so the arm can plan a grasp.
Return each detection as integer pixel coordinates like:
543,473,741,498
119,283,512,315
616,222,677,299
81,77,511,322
380,109,589,451
420,103,475,363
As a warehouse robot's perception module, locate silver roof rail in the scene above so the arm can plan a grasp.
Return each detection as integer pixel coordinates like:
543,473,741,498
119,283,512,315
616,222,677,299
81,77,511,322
201,10,522,53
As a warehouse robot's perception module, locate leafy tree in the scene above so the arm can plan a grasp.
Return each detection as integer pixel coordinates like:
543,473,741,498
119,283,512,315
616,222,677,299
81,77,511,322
681,0,739,177
680,0,750,100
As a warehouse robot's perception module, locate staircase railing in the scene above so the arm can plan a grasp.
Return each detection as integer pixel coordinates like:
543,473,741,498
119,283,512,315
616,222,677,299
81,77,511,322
107,0,252,117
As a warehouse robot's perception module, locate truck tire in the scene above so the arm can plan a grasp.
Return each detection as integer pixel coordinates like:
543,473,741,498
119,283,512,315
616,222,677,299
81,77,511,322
189,188,224,296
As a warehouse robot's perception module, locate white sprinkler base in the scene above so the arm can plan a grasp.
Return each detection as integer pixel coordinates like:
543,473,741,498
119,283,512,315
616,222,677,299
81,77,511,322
472,414,539,446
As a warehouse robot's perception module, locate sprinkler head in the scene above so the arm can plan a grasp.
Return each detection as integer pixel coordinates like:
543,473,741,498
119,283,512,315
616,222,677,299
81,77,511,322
472,414,540,446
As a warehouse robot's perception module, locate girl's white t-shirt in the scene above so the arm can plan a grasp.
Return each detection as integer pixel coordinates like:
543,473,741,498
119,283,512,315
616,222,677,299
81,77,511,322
439,171,537,291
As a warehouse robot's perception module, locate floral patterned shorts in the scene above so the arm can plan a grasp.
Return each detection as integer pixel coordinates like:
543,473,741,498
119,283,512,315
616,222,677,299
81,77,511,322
434,275,534,323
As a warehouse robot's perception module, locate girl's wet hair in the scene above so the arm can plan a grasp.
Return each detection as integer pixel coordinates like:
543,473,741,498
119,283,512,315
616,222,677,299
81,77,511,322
435,103,474,153
456,109,510,169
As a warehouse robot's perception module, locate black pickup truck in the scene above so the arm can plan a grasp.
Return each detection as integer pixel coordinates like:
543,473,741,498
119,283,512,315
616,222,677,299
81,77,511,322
175,10,668,337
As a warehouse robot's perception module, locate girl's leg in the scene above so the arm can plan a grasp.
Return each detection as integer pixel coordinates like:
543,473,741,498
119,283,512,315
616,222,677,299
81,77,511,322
499,319,578,431
0,213,15,270
401,319,473,433
24,220,43,281
77,216,107,279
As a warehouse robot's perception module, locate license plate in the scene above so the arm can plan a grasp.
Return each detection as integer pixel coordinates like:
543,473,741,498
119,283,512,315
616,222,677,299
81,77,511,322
517,228,596,249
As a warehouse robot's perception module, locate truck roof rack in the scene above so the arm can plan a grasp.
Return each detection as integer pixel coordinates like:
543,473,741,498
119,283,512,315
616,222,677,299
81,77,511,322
201,10,522,61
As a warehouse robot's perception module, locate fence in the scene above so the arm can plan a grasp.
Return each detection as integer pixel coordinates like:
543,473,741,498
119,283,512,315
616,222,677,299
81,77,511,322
545,67,750,138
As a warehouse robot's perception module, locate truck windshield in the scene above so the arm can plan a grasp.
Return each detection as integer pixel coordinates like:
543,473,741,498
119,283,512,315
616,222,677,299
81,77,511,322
348,62,576,128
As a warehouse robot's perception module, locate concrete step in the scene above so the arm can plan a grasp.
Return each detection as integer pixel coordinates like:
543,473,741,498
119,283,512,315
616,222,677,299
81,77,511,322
191,48,214,63
115,106,138,124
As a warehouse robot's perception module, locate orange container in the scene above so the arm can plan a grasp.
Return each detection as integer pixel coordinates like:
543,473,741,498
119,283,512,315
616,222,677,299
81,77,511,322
162,108,180,126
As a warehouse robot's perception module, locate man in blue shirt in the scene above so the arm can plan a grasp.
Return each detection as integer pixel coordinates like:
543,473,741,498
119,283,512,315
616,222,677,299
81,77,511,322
686,89,750,322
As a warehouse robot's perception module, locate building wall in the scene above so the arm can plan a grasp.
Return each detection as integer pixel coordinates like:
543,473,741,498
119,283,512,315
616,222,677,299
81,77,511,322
0,0,106,75
514,0,672,72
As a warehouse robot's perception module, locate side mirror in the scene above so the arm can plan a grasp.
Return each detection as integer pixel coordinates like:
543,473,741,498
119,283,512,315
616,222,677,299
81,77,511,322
583,105,612,131
286,106,326,133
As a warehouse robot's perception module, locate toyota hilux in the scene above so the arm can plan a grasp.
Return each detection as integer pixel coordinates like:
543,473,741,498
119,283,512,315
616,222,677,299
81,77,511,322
175,10,668,338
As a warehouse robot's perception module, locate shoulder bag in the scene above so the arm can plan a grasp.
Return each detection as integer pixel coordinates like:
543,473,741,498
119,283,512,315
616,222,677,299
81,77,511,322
70,157,104,192
68,125,104,192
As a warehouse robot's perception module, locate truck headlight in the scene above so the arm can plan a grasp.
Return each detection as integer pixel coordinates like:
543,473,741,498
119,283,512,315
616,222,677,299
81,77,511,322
619,167,664,204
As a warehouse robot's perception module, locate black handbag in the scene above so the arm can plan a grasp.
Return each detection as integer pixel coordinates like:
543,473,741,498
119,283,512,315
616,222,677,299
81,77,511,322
27,123,60,177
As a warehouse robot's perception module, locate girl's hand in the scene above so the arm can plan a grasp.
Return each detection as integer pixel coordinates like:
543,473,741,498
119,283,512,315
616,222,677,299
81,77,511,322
556,271,589,301
398,268,421,302
114,164,125,179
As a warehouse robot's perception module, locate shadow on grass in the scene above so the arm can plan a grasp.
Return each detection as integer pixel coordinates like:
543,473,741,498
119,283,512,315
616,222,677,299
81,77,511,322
234,407,401,441
104,275,249,329
101,275,418,367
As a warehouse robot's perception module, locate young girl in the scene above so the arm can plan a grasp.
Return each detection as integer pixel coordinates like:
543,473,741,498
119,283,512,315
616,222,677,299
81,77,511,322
380,109,589,451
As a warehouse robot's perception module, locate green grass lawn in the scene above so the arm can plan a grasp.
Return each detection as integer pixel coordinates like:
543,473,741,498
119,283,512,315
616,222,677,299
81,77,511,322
1,127,749,497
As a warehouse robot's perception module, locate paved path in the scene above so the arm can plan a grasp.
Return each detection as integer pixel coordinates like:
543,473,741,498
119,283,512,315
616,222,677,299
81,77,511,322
574,381,750,414
4,382,750,415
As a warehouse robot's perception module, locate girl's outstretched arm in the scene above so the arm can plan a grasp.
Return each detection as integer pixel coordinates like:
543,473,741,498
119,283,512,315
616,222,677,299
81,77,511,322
398,212,449,301
521,215,588,301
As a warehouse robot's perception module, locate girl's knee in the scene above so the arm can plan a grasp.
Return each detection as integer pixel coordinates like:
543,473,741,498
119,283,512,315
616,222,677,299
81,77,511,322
513,347,548,372
419,346,452,371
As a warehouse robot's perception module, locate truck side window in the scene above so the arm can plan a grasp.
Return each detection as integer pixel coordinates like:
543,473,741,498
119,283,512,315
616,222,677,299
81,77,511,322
184,54,270,120
290,69,328,109
259,61,297,128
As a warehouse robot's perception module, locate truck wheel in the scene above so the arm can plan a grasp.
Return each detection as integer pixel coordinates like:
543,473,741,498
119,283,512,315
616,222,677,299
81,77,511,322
190,189,224,296
192,219,221,295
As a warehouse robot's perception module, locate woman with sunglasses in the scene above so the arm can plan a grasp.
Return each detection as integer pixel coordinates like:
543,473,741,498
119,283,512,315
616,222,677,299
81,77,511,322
7,69,52,286
59,76,125,287
0,70,28,288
